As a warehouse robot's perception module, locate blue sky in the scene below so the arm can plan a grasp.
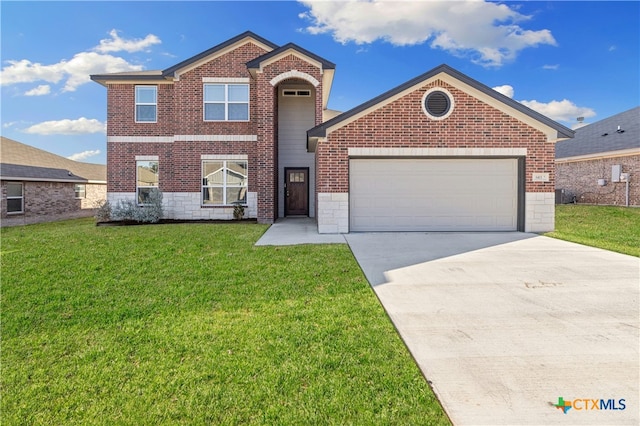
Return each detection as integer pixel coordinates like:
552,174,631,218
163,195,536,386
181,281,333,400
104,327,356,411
1,1,638,165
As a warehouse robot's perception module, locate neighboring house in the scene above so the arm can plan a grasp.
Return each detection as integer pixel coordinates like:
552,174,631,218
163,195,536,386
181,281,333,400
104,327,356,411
555,106,639,206
0,137,107,227
91,31,573,233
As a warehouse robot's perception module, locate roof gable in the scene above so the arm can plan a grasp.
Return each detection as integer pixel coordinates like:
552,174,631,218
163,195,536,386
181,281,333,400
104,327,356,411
163,31,279,78
91,31,279,86
555,106,639,159
246,42,335,72
308,64,574,144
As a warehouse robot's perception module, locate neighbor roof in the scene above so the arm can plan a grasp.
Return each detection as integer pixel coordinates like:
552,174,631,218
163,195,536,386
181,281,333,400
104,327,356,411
308,64,574,142
0,163,88,183
0,137,106,182
555,106,640,159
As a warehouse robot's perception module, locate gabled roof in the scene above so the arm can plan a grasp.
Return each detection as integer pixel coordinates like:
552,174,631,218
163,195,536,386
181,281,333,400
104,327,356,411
0,137,106,182
308,64,574,143
91,31,279,86
555,106,639,159
246,42,335,71
163,31,279,77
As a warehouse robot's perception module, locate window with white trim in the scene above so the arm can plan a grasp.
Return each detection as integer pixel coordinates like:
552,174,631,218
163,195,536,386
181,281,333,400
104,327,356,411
202,160,248,205
6,182,24,214
204,84,249,121
137,160,159,204
74,184,86,199
135,86,157,123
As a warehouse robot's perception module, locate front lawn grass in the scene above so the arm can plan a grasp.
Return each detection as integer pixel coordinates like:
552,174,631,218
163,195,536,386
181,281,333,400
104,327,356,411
1,218,449,425
545,204,640,257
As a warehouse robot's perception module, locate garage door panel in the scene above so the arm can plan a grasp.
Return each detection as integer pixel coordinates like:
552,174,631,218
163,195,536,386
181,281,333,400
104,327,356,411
350,158,519,232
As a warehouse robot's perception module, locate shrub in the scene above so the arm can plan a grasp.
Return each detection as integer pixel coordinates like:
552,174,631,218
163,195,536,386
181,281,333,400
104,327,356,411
94,199,112,223
108,189,164,224
233,203,245,220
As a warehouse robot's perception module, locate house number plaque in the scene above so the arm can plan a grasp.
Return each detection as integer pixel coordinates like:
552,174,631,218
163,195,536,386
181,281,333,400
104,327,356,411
532,173,550,182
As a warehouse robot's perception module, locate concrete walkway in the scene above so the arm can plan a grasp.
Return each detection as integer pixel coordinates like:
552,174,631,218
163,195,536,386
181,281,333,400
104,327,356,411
345,232,639,425
255,217,346,246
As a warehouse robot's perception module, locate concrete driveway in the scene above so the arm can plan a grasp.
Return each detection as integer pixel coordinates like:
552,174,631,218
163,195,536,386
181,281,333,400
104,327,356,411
344,232,639,425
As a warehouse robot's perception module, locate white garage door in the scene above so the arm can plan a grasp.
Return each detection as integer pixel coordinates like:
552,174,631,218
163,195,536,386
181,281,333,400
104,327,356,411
350,158,519,231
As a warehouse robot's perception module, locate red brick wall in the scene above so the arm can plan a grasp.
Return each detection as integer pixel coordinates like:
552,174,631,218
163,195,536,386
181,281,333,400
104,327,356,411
107,84,174,136
556,155,639,206
104,43,326,223
317,80,554,194
172,43,268,136
106,43,271,137
107,143,172,193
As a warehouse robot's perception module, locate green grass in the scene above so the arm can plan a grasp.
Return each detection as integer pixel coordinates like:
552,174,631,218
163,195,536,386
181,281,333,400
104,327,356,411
1,218,449,425
545,205,640,257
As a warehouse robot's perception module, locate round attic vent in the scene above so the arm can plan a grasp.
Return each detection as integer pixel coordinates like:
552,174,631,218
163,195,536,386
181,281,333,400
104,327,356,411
422,88,454,120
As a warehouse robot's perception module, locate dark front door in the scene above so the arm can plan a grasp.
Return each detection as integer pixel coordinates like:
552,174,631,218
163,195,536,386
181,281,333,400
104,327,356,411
285,168,309,216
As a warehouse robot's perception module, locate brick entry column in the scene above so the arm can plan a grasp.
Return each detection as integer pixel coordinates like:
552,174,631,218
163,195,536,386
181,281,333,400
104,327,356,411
255,75,276,224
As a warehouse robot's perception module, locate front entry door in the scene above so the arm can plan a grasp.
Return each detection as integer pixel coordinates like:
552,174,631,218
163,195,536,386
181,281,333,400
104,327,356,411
285,168,309,216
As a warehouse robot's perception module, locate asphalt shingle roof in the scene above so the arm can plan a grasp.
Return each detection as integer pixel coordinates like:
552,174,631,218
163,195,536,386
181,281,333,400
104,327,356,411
0,163,88,182
555,106,640,159
0,137,106,182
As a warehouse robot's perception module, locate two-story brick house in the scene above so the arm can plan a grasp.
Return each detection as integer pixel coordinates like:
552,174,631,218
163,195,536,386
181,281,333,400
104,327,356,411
92,31,573,233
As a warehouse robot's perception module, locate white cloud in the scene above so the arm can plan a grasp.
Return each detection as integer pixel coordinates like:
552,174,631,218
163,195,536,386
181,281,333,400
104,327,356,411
0,59,65,85
0,30,158,92
94,29,161,53
24,84,51,96
298,0,556,67
61,51,144,92
542,64,559,70
24,117,106,135
519,99,596,123
492,85,515,98
67,150,101,161
492,85,595,124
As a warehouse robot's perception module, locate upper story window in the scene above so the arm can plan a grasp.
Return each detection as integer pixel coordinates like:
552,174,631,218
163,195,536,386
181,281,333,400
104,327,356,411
204,84,249,121
135,86,157,123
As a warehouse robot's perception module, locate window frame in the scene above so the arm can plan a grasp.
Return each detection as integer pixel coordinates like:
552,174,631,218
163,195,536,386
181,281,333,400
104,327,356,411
74,184,86,199
201,160,248,206
136,160,159,205
135,85,158,123
6,182,24,214
203,83,249,122
282,89,311,97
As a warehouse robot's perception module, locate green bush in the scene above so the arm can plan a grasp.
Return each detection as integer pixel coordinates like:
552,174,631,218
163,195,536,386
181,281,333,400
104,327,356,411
99,189,164,223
